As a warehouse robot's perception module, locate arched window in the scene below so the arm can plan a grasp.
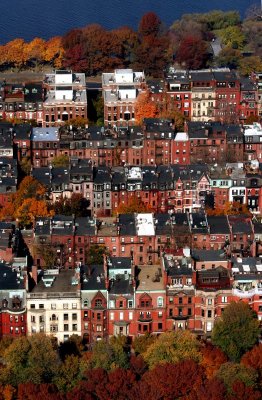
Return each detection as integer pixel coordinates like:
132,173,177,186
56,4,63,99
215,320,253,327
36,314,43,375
83,300,89,308
95,299,102,308
51,314,57,321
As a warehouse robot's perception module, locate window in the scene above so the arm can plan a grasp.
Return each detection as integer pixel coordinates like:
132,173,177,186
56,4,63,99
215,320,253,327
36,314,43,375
129,312,133,320
63,303,68,309
64,324,69,331
119,312,123,320
72,324,78,331
158,323,163,330
83,300,89,308
31,316,35,323
207,298,212,305
96,325,102,332
39,304,44,309
95,299,103,308
72,303,77,309
30,304,35,309
157,297,164,307
128,300,133,308
51,304,56,310
64,314,69,321
179,297,183,304
222,296,227,303
207,310,212,318
72,313,77,321
110,312,114,320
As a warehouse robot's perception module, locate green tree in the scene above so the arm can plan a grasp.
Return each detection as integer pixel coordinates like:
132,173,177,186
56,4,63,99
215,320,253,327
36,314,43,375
86,244,107,265
216,362,258,391
239,56,262,76
54,354,88,392
19,157,31,176
51,154,69,168
212,302,260,362
219,26,245,49
133,333,156,355
143,330,201,369
0,334,60,386
90,336,129,371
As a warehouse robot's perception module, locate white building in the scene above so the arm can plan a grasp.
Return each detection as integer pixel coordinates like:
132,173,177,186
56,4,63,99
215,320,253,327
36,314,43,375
27,268,81,342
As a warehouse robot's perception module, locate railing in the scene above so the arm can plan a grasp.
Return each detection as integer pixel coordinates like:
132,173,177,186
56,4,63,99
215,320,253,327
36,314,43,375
27,292,80,299
232,287,262,298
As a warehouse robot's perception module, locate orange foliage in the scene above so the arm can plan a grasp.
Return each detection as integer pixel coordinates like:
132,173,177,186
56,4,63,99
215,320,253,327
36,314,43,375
2,39,28,68
241,344,262,371
0,176,51,226
115,196,153,215
44,36,64,68
201,344,228,379
135,92,158,125
25,38,46,63
206,201,252,216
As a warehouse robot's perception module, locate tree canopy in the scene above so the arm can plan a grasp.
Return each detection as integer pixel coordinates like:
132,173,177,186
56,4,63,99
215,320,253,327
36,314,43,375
212,302,260,362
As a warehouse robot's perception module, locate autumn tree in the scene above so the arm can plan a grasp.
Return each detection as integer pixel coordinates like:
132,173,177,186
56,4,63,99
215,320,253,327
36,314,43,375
25,38,46,68
115,196,152,215
53,193,89,217
212,302,260,362
132,333,156,355
241,344,262,372
216,362,258,391
0,334,59,386
142,330,201,369
200,343,228,379
135,92,157,125
175,36,209,69
228,380,261,400
44,36,64,68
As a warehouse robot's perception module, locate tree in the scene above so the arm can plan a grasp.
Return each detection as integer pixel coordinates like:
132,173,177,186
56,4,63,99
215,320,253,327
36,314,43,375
215,47,241,69
206,201,251,216
17,383,63,400
15,198,52,227
219,26,245,49
51,154,69,168
132,333,156,355
239,56,262,76
19,157,32,176
86,244,107,265
139,360,204,400
138,12,162,38
142,330,201,369
241,344,262,372
115,196,152,215
212,302,260,362
44,36,64,68
53,193,89,218
25,38,46,68
201,343,227,379
216,362,258,391
90,336,129,371
0,334,59,386
175,36,209,69
228,381,261,400
135,92,157,125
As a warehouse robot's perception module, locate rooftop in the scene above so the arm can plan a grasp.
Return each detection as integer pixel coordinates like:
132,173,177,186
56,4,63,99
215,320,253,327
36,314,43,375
136,265,164,291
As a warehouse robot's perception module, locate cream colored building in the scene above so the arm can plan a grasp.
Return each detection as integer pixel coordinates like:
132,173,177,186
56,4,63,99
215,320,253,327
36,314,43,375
27,269,81,343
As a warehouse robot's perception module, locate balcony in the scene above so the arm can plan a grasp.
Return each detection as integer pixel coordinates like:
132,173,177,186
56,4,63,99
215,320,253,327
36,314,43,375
138,313,152,322
232,286,262,298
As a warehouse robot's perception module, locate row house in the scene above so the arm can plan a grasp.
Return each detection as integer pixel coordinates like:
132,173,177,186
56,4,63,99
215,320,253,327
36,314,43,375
244,123,262,162
165,70,191,118
0,82,43,123
26,268,81,343
232,257,262,320
33,215,96,269
42,70,87,128
0,157,17,207
239,79,258,122
0,263,27,338
102,69,146,127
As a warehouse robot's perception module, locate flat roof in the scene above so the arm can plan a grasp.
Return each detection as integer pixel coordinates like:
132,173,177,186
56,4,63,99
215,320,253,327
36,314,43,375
135,213,155,236
31,127,59,141
137,265,164,291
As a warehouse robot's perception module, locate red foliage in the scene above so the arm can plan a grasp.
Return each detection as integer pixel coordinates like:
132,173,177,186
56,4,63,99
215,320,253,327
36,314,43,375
138,12,162,37
228,380,261,400
201,343,228,378
17,383,63,400
188,377,227,400
138,360,204,400
129,354,147,377
241,344,262,371
176,36,209,69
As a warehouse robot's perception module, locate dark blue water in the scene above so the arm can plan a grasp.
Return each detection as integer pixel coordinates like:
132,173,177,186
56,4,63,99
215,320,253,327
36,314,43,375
0,0,257,44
